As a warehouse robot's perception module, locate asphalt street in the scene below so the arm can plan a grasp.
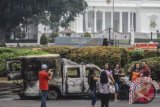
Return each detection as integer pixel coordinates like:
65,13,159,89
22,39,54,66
0,94,160,107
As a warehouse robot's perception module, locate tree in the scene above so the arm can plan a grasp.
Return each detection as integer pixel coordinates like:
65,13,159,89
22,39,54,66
0,0,87,45
84,32,91,37
40,34,48,45
49,32,59,42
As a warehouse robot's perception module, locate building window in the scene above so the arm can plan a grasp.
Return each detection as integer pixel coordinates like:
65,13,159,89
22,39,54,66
97,11,102,32
105,12,111,29
122,12,128,33
88,11,94,33
113,12,120,32
133,13,136,32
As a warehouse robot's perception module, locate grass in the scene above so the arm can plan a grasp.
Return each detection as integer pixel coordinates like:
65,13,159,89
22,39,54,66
0,77,23,83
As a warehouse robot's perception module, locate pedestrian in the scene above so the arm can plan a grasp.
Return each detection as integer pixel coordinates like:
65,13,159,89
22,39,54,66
104,63,115,86
39,64,53,107
99,71,110,107
88,68,99,107
113,64,122,102
140,61,151,77
128,63,141,82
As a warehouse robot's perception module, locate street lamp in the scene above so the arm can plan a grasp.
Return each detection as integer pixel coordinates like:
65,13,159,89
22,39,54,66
92,6,95,37
106,0,114,41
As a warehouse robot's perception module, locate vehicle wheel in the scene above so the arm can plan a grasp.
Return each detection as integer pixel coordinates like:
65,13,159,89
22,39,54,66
47,89,59,100
19,93,26,100
118,85,129,100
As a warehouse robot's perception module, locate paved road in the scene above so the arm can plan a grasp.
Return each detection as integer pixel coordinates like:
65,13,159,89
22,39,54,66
0,94,160,107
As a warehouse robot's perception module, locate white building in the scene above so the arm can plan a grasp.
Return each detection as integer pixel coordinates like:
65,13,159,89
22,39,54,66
70,0,160,34
6,0,160,46
67,0,160,44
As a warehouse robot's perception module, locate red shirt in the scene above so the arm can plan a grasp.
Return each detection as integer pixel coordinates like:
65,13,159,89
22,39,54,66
39,70,49,90
141,66,151,77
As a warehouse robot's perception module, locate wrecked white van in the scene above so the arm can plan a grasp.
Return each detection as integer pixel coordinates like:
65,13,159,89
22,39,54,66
6,54,101,100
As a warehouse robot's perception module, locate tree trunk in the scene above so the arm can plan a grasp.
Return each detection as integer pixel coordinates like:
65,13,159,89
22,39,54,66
0,28,6,47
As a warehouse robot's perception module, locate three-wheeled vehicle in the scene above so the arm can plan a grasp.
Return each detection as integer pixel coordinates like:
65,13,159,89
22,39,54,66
6,54,101,100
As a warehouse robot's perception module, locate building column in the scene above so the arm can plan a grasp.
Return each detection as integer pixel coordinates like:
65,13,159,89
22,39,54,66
130,12,135,45
79,14,84,33
102,11,106,31
128,12,131,32
85,12,88,32
120,12,122,32
94,11,97,33
111,10,113,29
131,12,134,31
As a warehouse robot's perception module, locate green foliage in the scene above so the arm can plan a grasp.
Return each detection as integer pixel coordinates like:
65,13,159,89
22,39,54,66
0,0,87,43
135,39,160,43
129,50,160,62
49,32,59,42
129,50,144,61
40,34,48,45
42,46,71,56
120,48,130,67
83,32,91,37
42,46,129,69
0,48,48,73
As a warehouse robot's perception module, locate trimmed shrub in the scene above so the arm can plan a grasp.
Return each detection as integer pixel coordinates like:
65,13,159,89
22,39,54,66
42,46,129,69
40,34,48,45
129,50,160,62
84,32,91,37
129,50,144,61
49,32,59,43
0,48,48,74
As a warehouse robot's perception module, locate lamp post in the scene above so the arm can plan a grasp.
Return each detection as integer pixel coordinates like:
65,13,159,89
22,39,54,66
106,0,114,41
92,6,95,37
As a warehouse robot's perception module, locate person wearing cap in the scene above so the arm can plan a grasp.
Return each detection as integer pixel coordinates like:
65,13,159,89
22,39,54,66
39,64,53,107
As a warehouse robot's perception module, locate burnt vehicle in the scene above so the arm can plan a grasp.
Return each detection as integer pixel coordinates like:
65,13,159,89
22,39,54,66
6,54,101,100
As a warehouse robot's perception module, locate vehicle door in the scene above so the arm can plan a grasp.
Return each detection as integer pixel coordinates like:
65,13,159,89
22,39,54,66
6,59,22,80
65,66,83,94
83,65,101,93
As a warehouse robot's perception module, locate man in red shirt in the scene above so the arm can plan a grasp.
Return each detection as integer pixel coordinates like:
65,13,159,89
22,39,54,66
39,64,53,107
140,61,151,77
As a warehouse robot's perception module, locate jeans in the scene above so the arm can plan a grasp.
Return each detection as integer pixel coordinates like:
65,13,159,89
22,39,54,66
115,82,121,93
101,94,110,107
91,89,97,105
41,90,48,107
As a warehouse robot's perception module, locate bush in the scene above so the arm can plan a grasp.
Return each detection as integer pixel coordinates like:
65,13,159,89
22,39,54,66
129,50,160,62
40,34,48,45
0,48,48,74
124,57,160,81
84,32,91,37
129,50,144,61
42,46,129,69
49,32,59,42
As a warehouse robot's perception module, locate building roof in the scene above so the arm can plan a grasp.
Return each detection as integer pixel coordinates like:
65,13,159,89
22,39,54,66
59,29,75,34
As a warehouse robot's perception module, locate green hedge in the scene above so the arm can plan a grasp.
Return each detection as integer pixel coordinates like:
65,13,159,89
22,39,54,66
124,57,160,81
0,48,48,73
129,50,160,62
42,46,130,68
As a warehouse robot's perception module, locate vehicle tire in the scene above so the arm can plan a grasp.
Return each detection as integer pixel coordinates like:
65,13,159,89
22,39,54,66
19,93,26,100
47,89,59,100
118,85,129,100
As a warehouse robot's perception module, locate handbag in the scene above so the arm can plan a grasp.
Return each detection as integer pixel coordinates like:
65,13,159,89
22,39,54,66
109,84,115,93
108,76,115,93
